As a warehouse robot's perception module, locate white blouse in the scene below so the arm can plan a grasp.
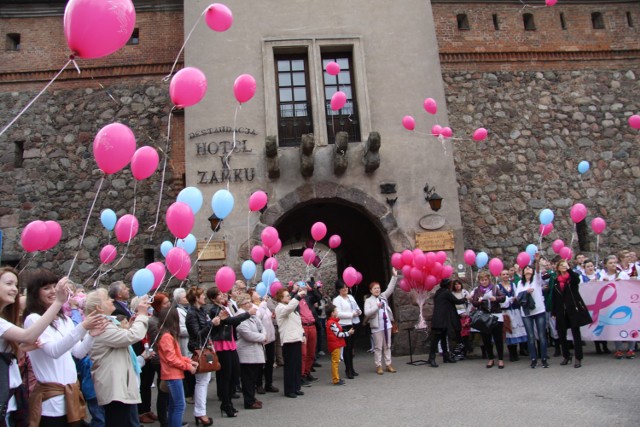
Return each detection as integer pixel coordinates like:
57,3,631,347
332,295,360,326
0,318,22,413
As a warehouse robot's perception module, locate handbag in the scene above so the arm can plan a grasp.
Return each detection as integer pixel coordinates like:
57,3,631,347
460,315,471,337
470,309,498,334
192,347,221,373
568,285,593,327
391,321,399,334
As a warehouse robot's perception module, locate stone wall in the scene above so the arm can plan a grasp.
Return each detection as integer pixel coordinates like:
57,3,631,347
446,68,640,264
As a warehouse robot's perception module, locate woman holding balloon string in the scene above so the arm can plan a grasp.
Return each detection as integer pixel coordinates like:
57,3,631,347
248,289,279,395
470,270,506,369
332,281,361,379
497,269,528,362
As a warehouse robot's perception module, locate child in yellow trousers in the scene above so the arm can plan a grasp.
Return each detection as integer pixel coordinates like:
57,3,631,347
325,303,355,385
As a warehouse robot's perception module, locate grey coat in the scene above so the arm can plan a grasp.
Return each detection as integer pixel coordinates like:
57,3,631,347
235,309,266,364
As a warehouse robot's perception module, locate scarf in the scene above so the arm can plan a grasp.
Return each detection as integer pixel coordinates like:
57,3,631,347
557,272,569,292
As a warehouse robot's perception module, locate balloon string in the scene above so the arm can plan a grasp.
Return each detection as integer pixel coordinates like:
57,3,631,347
595,235,600,268
18,252,37,274
163,8,206,81
569,223,576,248
439,135,448,156
0,59,75,138
224,104,241,191
68,175,105,278
149,107,176,237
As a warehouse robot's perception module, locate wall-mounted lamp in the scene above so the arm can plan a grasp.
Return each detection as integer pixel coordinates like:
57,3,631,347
208,213,223,232
424,183,443,212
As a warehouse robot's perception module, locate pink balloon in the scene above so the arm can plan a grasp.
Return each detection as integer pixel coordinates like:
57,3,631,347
251,245,265,264
131,146,159,180
570,203,588,223
413,252,426,268
431,125,442,136
114,214,139,243
310,222,327,241
440,127,453,138
21,221,48,253
401,265,412,279
326,61,340,76
401,250,414,266
431,262,443,278
166,202,195,239
270,281,283,296
166,247,191,280
215,266,236,293
355,272,363,285
233,74,256,104
146,262,166,291
425,275,438,291
473,127,488,141
551,239,565,254
545,0,558,6
539,223,554,236
423,98,437,115
270,239,282,255
248,190,268,212
264,257,279,272
424,252,436,269
402,115,415,131
342,267,358,287
411,268,423,283
205,3,233,32
391,253,403,270
41,221,62,251
591,217,606,235
488,258,504,277
261,226,279,248
93,123,136,175
435,251,447,264
629,115,640,130
329,235,341,249
398,278,411,292
441,265,454,279
463,249,476,266
303,248,316,266
559,246,573,261
263,245,272,258
64,0,136,59
169,67,208,108
516,252,531,269
99,244,117,264
330,91,347,111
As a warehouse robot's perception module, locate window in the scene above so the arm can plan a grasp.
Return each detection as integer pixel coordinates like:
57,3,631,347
6,33,20,51
275,53,313,147
322,53,360,144
127,28,139,45
591,12,604,29
14,141,24,168
492,14,500,31
457,14,470,31
523,13,536,31
626,12,633,28
560,13,567,30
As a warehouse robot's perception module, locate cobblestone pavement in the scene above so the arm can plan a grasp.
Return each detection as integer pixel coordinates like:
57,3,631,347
145,343,639,427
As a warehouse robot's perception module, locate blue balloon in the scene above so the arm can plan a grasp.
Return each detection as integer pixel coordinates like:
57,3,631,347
262,269,276,287
176,234,197,255
100,209,117,231
475,252,488,268
256,282,267,298
578,161,590,174
241,260,256,280
539,209,554,225
211,189,235,220
177,187,203,214
132,268,154,296
525,244,538,259
160,241,174,257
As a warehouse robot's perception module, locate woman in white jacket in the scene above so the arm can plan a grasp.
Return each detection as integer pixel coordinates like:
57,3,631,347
332,281,361,379
250,289,278,394
274,287,306,398
236,294,266,410
364,268,398,375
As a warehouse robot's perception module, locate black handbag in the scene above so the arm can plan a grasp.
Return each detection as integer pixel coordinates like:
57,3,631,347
470,309,498,334
568,286,593,327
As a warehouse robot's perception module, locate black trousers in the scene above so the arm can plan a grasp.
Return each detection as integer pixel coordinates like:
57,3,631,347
215,350,240,406
557,318,584,360
480,321,504,360
38,416,70,427
105,401,139,427
282,341,302,395
257,341,275,388
183,370,195,398
430,327,449,356
240,363,263,406
138,362,168,424
342,325,355,375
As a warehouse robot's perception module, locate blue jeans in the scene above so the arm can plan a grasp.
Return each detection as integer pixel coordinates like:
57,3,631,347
166,379,186,427
87,398,105,427
522,312,548,360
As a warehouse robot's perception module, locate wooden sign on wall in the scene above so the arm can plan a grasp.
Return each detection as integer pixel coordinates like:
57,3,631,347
416,230,455,252
198,264,223,283
197,240,226,260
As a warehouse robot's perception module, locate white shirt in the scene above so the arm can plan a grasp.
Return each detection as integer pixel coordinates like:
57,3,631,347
599,270,629,281
24,314,93,417
515,273,546,317
370,298,391,333
332,295,360,326
0,318,21,413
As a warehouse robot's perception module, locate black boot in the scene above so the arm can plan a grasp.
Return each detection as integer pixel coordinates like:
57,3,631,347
443,352,456,363
519,343,529,357
428,353,439,368
508,345,518,362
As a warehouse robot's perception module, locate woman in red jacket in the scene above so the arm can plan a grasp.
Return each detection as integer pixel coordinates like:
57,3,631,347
156,308,198,427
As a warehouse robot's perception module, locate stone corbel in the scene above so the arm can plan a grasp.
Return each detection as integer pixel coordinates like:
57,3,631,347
265,135,280,179
363,131,381,174
333,131,349,176
300,133,315,177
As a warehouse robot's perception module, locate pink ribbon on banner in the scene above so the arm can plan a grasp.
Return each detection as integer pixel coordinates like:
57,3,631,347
586,283,617,326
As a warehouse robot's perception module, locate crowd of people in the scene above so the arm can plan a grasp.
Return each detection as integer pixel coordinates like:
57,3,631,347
0,248,637,426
